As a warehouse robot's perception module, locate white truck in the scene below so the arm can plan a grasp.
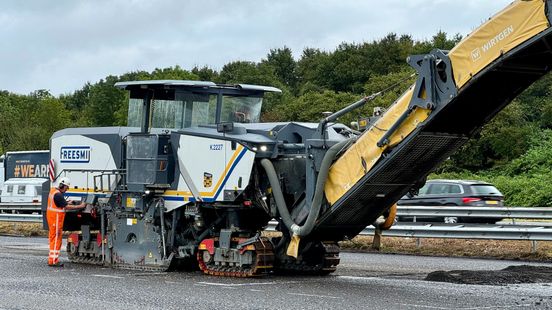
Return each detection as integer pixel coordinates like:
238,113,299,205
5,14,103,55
0,151,49,213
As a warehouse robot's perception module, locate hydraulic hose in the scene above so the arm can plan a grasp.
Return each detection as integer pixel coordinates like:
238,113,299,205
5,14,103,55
377,203,397,230
156,199,167,259
261,138,352,237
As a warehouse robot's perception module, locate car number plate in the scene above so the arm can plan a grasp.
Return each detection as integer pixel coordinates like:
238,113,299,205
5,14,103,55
486,200,499,205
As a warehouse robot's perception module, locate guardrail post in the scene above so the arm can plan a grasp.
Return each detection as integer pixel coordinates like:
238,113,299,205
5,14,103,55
372,227,382,251
416,238,422,249
531,240,538,254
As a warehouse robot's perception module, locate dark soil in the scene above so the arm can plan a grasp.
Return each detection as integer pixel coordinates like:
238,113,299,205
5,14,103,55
426,265,552,285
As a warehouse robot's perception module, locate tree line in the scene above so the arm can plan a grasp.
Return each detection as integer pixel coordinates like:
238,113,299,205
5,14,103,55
2,31,552,206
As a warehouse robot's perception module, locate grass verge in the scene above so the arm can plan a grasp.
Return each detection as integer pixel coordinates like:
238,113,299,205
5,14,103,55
0,223,47,237
341,236,552,261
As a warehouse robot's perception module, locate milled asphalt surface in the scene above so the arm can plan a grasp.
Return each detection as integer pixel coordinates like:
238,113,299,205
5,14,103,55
0,236,551,309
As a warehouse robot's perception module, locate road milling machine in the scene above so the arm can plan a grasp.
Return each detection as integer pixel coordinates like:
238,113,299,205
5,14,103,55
46,0,552,276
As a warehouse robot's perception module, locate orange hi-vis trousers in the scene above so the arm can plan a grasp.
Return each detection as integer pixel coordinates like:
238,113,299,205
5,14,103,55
47,189,65,266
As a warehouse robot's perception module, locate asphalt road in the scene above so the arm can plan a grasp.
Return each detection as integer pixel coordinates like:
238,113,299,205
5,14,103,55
0,236,551,309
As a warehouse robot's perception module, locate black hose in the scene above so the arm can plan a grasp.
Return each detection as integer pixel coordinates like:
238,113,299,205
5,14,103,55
261,138,352,237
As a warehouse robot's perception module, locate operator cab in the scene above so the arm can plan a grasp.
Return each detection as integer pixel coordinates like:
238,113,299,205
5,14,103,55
115,80,281,132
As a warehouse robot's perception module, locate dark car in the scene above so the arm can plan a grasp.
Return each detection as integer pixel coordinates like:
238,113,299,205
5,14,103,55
397,179,504,223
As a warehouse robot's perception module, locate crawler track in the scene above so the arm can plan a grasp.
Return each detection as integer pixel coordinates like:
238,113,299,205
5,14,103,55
197,237,274,277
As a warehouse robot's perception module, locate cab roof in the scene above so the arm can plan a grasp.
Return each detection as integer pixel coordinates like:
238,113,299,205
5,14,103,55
114,80,282,93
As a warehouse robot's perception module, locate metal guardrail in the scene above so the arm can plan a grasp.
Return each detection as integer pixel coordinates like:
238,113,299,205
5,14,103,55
359,224,552,241
2,205,549,219
265,220,552,241
266,205,552,242
396,206,552,219
2,206,551,242
0,202,41,212
373,205,552,243
0,214,42,223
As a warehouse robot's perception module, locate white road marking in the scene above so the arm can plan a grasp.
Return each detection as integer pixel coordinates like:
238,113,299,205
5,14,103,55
250,289,264,292
92,274,124,279
287,293,341,299
397,305,458,310
134,272,167,277
337,275,379,281
398,304,535,309
197,281,297,287
197,282,239,286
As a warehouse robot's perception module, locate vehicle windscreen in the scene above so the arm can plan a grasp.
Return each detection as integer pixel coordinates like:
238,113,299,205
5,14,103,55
127,93,263,128
220,95,263,123
471,185,502,196
128,93,218,129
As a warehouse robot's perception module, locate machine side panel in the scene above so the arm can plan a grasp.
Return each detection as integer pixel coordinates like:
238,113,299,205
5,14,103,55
449,0,549,88
163,134,254,206
222,139,256,197
51,134,119,198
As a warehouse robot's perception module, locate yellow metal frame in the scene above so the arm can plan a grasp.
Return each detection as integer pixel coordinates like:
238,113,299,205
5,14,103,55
324,0,550,206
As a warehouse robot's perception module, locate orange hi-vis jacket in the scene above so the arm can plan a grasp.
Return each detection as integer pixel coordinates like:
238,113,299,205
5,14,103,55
47,188,66,266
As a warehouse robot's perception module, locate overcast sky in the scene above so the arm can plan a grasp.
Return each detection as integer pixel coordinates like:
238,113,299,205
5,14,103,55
1,0,512,95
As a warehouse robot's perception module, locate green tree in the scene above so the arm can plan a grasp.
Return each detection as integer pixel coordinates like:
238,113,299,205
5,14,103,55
0,91,20,153
296,48,331,94
149,66,198,80
262,47,298,92
218,61,281,86
192,66,219,81
280,90,358,123
83,75,126,126
19,97,71,150
446,103,533,171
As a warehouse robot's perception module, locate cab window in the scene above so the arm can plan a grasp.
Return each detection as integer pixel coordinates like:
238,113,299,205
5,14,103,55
220,96,263,123
127,93,218,129
17,185,25,195
6,185,13,193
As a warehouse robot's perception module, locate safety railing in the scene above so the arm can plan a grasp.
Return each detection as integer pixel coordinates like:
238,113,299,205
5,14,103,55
396,206,552,220
0,202,41,213
0,214,42,223
2,206,551,244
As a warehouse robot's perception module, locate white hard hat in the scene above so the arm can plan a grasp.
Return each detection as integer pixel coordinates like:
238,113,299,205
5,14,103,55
58,177,71,187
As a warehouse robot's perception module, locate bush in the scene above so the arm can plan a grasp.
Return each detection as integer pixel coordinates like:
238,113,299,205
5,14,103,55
432,131,552,207
490,173,552,207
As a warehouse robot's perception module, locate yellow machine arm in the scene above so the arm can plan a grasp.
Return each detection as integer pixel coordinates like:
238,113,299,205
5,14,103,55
325,0,550,205
307,0,552,240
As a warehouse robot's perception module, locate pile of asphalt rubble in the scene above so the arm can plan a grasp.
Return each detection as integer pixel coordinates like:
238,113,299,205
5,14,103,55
426,265,552,285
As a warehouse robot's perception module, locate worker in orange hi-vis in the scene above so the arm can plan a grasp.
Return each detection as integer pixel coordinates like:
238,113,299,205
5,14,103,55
47,177,86,267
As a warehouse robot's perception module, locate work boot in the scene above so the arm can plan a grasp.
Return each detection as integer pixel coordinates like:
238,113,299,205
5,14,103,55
48,263,64,268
